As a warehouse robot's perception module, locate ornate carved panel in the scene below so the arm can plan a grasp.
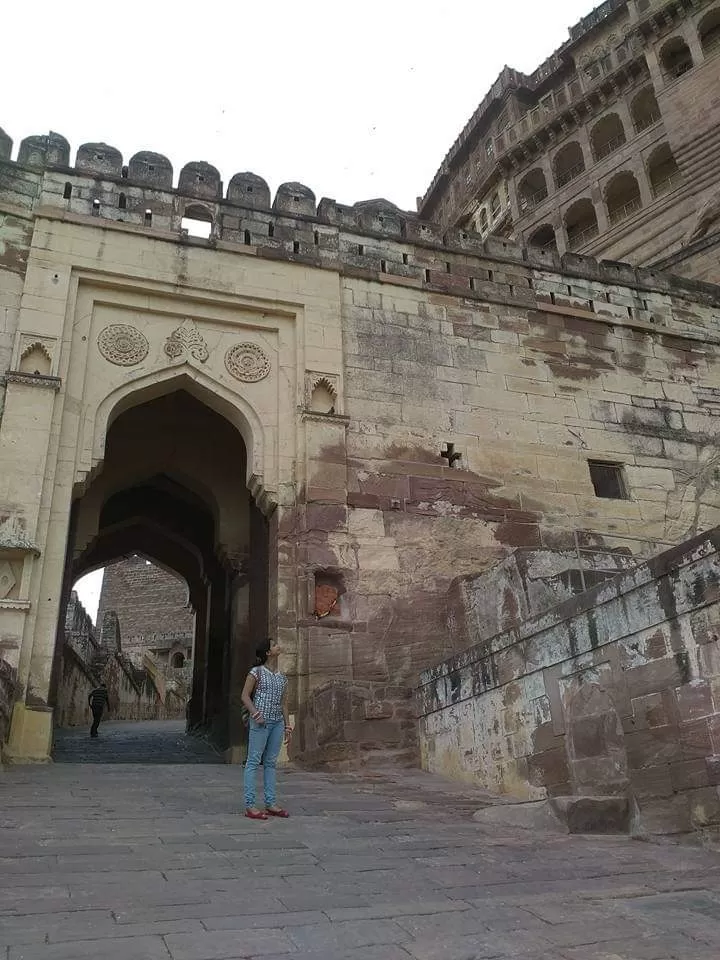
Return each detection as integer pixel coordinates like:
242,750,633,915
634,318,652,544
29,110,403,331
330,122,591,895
164,320,209,363
224,342,271,382
97,324,149,366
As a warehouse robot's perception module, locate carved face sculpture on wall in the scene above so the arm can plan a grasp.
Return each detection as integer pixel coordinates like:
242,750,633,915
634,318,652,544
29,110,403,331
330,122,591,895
314,583,339,619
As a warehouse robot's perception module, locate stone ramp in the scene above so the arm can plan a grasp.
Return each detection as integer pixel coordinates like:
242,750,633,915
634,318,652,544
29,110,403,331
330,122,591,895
52,719,223,764
2,763,720,959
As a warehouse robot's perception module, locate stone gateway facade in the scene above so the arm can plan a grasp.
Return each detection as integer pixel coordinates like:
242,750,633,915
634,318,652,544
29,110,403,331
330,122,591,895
1,1,720,803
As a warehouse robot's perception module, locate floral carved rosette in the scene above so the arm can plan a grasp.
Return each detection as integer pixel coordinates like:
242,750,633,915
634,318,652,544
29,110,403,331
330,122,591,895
224,342,271,382
97,324,149,366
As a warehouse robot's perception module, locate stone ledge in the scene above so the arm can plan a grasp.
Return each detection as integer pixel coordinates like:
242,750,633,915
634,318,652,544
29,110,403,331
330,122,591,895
0,599,30,611
4,371,62,390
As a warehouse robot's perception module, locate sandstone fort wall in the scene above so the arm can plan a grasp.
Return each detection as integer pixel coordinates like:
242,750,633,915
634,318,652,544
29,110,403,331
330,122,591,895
419,528,720,835
1,127,720,767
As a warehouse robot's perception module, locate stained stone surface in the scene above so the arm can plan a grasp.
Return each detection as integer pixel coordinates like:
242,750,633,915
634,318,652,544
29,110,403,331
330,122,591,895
2,721,720,959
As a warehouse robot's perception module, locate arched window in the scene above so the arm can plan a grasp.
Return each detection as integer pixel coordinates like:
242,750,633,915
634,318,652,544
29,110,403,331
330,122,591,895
554,142,585,188
181,203,213,238
631,87,661,133
659,37,693,79
606,171,642,225
591,113,626,161
565,199,599,250
518,169,548,213
171,652,185,669
647,143,681,196
19,343,52,376
699,7,720,57
527,224,557,252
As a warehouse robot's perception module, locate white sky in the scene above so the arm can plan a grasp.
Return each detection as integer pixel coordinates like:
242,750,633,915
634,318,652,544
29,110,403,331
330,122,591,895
10,0,592,621
5,0,592,213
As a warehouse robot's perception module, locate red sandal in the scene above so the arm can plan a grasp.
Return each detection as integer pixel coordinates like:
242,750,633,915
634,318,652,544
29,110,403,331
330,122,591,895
265,807,290,818
245,809,268,820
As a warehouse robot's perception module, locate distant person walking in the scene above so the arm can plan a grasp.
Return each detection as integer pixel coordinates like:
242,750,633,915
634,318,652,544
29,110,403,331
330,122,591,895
89,683,109,738
241,640,292,820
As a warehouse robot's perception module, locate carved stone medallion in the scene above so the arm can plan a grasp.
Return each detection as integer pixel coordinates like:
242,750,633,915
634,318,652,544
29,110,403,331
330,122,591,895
224,342,271,382
164,320,209,363
97,324,149,366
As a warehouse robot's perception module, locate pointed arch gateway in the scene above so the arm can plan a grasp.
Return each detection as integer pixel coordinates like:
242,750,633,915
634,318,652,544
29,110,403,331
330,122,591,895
52,370,275,759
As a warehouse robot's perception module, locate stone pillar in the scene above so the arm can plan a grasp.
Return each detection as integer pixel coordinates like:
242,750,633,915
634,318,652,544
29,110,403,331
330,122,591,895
614,97,635,145
644,47,666,91
553,211,568,256
0,370,62,762
681,21,704,69
631,155,654,208
591,182,610,235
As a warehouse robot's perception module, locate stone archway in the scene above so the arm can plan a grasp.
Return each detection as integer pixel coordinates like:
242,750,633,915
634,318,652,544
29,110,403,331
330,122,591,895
51,386,270,759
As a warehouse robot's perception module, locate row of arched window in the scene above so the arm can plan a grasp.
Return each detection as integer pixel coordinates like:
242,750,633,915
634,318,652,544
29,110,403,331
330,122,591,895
516,86,661,213
659,8,720,80
526,143,681,253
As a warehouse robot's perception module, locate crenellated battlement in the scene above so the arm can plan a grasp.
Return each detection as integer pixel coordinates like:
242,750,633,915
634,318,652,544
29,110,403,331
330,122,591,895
2,125,720,332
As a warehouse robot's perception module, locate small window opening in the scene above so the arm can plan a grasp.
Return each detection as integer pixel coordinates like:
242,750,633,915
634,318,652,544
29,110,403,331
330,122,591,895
469,277,476,291
424,268,431,282
314,231,319,245
181,205,213,238
63,182,72,200
358,244,364,255
121,165,128,179
144,209,152,225
293,195,299,202
171,652,185,669
381,259,387,273
92,199,100,216
118,193,127,210
488,269,494,281
268,222,274,237
247,185,253,193
197,175,205,183
293,240,300,253
446,262,452,273
95,152,105,162
402,253,408,265
588,460,628,499
148,164,155,173
244,229,251,244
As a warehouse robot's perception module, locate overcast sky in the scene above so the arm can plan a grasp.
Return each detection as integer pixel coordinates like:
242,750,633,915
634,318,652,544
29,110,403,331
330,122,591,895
6,0,592,213
9,0,592,618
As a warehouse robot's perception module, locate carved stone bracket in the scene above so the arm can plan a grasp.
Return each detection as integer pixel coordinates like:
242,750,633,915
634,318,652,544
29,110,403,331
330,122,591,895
0,515,40,556
248,474,277,517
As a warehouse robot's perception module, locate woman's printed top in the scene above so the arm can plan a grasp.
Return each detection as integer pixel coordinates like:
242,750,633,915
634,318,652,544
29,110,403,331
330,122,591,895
250,665,287,722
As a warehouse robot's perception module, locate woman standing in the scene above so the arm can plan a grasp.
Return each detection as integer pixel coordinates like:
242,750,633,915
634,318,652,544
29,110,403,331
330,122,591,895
241,640,292,820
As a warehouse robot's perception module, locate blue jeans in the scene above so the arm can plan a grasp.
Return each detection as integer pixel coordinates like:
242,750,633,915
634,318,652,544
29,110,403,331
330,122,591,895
243,718,284,808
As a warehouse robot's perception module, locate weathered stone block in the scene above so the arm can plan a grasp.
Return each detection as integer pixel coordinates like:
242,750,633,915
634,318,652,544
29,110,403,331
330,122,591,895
549,795,630,834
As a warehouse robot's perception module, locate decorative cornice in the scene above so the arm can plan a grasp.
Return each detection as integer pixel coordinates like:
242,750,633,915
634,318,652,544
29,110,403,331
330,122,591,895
0,598,30,611
4,371,61,390
301,411,350,425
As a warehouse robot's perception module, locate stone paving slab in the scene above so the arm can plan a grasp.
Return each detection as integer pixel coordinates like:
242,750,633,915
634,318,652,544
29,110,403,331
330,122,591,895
3,722,720,958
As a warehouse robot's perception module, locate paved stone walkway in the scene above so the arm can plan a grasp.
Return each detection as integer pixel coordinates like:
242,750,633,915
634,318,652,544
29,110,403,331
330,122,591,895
53,721,222,764
2,722,720,959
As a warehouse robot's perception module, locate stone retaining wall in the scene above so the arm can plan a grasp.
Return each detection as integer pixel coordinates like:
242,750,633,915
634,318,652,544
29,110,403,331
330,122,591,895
418,528,720,835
